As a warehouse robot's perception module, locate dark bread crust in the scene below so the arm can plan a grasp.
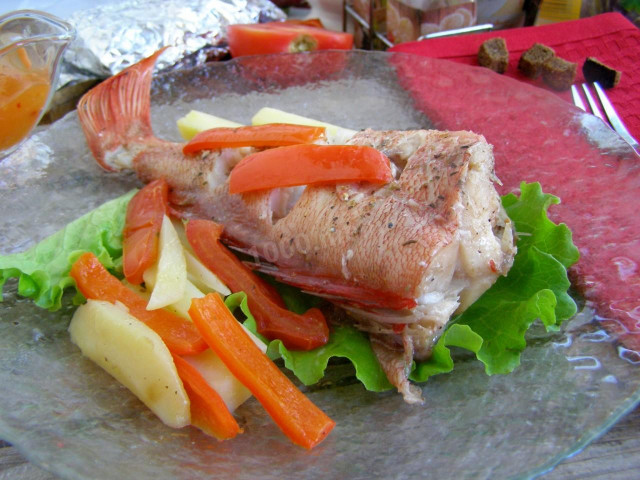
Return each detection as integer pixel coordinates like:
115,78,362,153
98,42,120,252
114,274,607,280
518,43,555,78
583,57,621,88
478,38,509,74
542,56,577,90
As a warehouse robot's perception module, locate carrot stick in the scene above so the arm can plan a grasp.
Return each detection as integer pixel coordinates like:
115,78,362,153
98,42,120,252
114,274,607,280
172,354,241,440
189,293,335,449
70,252,207,356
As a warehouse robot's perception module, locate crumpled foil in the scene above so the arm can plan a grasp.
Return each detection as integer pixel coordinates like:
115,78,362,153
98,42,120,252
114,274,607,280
59,0,286,86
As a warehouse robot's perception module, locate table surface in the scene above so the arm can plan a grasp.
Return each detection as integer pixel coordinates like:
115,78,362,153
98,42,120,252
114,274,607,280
2,403,640,479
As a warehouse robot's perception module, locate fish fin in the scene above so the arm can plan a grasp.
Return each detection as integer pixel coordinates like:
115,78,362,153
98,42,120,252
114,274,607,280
371,334,424,404
77,48,168,171
247,261,417,311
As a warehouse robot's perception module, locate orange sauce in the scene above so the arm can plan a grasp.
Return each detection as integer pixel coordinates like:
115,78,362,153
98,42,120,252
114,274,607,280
0,49,51,151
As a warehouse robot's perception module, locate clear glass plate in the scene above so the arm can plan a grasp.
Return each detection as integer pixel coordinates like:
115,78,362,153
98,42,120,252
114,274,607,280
1,50,639,480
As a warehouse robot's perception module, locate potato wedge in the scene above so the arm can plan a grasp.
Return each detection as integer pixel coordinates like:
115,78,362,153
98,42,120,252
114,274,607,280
164,277,205,320
145,215,187,310
177,110,242,141
184,249,231,296
251,107,356,145
69,300,190,428
171,218,230,296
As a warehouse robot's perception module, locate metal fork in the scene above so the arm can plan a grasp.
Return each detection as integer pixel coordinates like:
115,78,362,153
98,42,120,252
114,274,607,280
571,82,640,156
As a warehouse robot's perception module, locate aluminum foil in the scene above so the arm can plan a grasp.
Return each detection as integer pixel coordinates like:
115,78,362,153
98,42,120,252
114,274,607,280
59,0,286,85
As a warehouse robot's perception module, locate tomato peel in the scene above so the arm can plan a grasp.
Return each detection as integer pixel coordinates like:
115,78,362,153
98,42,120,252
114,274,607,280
123,179,169,285
183,124,326,154
229,144,393,194
185,219,330,350
227,23,353,57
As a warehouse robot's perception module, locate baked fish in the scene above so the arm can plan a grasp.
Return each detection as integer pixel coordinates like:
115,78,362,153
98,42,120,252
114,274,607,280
78,50,516,402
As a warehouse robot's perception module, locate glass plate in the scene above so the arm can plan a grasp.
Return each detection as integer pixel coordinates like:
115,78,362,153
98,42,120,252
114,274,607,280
1,51,639,480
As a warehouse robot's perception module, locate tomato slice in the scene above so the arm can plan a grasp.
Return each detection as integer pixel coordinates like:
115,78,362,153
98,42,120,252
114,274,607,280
228,144,393,194
227,23,353,57
70,252,207,356
278,18,326,29
122,179,169,285
185,219,329,351
183,124,326,154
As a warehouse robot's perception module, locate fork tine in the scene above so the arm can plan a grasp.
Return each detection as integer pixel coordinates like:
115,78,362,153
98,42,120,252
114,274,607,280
592,82,640,150
581,84,606,121
571,85,586,111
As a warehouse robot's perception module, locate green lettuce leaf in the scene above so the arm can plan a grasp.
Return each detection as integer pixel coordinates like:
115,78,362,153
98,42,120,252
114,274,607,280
0,190,136,310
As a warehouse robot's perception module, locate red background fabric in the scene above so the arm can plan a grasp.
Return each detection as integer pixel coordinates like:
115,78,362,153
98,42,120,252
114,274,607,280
389,12,640,143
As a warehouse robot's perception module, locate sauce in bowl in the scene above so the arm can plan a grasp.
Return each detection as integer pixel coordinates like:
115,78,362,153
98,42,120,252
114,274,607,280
0,48,50,151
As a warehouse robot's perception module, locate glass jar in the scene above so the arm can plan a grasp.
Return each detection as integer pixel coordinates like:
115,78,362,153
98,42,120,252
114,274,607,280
386,0,477,44
0,10,75,159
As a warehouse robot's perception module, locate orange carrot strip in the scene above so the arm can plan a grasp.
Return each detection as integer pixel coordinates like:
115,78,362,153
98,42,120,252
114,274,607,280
183,124,326,154
70,252,207,356
172,354,241,440
189,293,336,449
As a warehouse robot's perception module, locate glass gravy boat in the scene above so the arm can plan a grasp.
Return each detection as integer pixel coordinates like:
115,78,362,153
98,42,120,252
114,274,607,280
0,10,75,159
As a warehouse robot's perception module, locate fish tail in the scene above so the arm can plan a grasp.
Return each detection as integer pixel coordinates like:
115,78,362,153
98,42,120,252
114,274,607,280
77,48,168,171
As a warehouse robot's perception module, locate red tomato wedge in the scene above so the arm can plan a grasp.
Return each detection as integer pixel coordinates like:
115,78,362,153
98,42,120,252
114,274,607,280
172,354,241,440
228,144,393,194
122,179,169,285
183,124,326,154
189,293,335,449
227,23,353,57
185,219,329,350
70,252,207,356
280,18,325,28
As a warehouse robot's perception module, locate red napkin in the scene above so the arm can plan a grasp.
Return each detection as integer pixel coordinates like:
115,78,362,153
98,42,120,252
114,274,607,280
389,12,640,143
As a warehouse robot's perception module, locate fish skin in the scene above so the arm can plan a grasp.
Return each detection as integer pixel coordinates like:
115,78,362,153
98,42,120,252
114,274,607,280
77,49,516,401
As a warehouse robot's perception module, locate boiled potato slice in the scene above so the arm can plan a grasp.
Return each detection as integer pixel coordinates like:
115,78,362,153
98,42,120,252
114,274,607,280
122,279,150,300
69,300,190,428
170,280,204,319
251,107,356,145
183,328,267,412
167,280,205,319
145,262,224,320
184,249,231,296
171,218,230,296
145,215,187,310
177,110,242,141
172,218,191,252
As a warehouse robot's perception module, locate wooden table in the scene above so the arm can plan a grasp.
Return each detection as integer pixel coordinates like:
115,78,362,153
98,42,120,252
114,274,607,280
2,404,640,479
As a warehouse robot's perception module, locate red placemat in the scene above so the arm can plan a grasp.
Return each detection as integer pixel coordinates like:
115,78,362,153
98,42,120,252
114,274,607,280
389,12,640,143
